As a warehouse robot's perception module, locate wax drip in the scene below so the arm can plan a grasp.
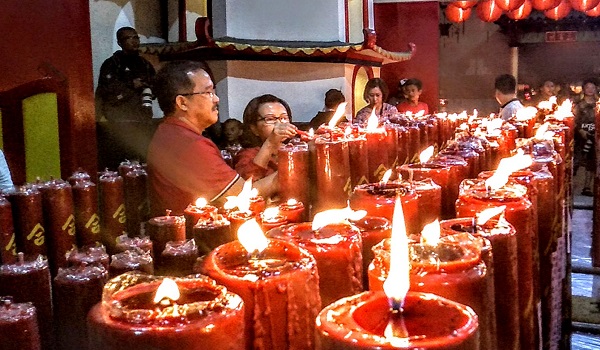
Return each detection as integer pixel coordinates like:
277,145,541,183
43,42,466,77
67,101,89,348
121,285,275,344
1,296,12,308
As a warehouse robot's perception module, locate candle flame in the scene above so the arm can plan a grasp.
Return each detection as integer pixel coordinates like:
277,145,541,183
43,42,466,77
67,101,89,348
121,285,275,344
381,169,393,183
194,197,208,208
153,278,180,304
537,100,553,110
476,206,506,226
224,178,254,212
262,207,280,220
415,110,425,118
420,219,440,246
486,150,533,191
238,219,269,255
534,123,550,140
515,106,537,121
286,198,298,206
311,206,366,230
328,102,347,128
344,126,352,137
308,128,315,137
366,109,379,131
487,118,503,133
419,146,434,164
472,109,478,118
554,100,573,120
382,195,410,310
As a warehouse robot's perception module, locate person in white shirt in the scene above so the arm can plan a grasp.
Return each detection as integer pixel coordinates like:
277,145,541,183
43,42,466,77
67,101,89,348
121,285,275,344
495,74,523,121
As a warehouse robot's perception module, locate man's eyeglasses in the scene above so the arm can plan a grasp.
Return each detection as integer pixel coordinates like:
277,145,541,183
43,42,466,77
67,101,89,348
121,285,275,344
180,91,216,98
257,116,290,124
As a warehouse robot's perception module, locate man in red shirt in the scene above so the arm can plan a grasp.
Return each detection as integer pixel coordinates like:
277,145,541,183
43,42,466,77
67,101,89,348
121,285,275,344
147,61,278,215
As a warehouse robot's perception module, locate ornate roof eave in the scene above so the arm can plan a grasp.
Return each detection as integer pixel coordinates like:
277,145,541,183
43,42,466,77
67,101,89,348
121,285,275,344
141,18,415,66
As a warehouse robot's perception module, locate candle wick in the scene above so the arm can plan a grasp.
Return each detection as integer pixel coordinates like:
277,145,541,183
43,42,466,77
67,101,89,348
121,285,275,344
17,252,24,265
389,297,404,313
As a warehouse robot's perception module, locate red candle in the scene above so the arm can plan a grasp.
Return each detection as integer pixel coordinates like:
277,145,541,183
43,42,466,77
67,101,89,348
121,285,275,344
53,264,108,350
314,136,352,211
316,291,479,350
366,127,390,182
66,244,110,270
456,179,538,350
439,142,481,178
4,186,46,259
115,234,154,258
122,166,149,237
440,217,519,350
0,297,41,350
192,213,233,256
398,162,453,219
227,210,253,238
87,273,245,350
146,213,185,265
368,238,493,350
183,198,218,240
98,171,126,255
267,222,363,306
347,133,370,188
278,199,305,223
118,159,143,178
109,250,154,278
67,169,92,186
71,177,101,247
0,196,16,264
259,209,288,232
349,215,392,288
405,122,421,163
200,236,320,349
430,154,470,218
0,254,53,350
404,179,442,235
349,182,419,235
278,142,311,209
395,125,409,166
159,239,198,277
40,178,76,275
249,195,266,216
384,124,399,170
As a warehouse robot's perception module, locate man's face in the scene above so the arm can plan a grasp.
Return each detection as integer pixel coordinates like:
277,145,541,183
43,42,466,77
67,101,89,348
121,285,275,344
184,70,220,129
118,29,140,53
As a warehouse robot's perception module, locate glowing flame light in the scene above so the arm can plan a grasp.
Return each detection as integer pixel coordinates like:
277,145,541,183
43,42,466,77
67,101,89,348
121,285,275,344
328,102,348,128
486,150,533,191
194,197,208,208
487,118,503,133
286,198,298,206
537,100,553,110
419,146,434,164
153,278,180,304
344,127,352,137
238,219,269,255
534,123,550,140
476,206,506,226
262,207,280,220
554,100,573,120
382,195,410,310
381,169,393,183
366,109,379,131
308,128,315,138
311,206,366,230
224,178,254,212
515,107,537,121
420,219,441,246
415,110,425,118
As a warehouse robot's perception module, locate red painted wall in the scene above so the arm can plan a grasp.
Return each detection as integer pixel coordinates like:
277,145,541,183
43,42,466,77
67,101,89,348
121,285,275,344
0,1,97,177
374,2,440,113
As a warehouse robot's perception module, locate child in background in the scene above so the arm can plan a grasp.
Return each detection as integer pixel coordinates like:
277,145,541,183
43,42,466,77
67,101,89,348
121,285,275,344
396,78,429,115
219,119,244,166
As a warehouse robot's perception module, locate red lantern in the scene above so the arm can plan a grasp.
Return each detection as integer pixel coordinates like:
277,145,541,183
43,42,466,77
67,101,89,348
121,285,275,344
507,0,533,19
545,0,572,19
453,0,479,9
446,3,472,23
532,0,562,10
570,0,600,12
585,3,600,15
478,0,505,22
495,0,526,11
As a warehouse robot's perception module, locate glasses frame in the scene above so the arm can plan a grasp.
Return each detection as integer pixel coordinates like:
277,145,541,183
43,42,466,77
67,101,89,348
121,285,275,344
256,116,290,124
180,91,215,98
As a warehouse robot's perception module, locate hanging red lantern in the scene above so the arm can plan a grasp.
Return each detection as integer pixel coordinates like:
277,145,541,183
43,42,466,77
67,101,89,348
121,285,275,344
445,3,472,23
507,0,533,19
478,0,505,22
569,0,600,12
532,0,562,10
453,1,479,9
585,2,600,15
544,0,572,19
495,0,526,11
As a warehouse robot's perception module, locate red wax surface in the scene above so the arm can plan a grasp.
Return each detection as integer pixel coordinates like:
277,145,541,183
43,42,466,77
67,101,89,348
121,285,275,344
115,234,154,257
249,196,266,216
192,214,233,256
405,123,421,163
184,203,219,240
98,171,126,255
349,216,391,287
227,210,253,239
349,182,419,235
0,255,54,350
87,274,245,350
66,244,110,270
315,137,352,212
398,162,453,219
159,239,198,277
439,144,481,178
440,217,519,350
456,180,538,350
267,222,363,306
109,250,154,278
366,129,390,183
122,167,149,237
259,213,288,232
316,291,479,350
68,169,92,186
278,201,305,223
53,265,108,350
384,124,399,170
0,299,41,350
347,135,370,188
72,178,100,247
146,215,185,264
406,179,442,234
0,196,16,264
200,239,321,350
40,179,76,275
430,154,470,216
278,142,311,210
5,186,46,259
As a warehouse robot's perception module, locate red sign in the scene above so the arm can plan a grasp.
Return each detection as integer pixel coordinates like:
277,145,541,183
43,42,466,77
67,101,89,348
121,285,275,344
545,31,577,42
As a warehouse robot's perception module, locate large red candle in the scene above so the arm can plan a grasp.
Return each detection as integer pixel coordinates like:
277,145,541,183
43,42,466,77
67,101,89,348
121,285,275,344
183,199,218,240
440,217,519,350
267,222,363,307
146,214,186,265
398,162,452,219
200,238,321,350
227,210,253,238
258,209,288,232
347,133,370,188
456,179,538,350
109,250,154,278
122,166,149,237
87,273,245,350
53,264,109,350
405,122,421,163
66,244,110,270
430,155,470,218
5,186,46,259
71,177,101,247
350,182,419,235
278,142,311,209
278,199,305,223
159,239,198,277
0,254,53,350
315,136,352,211
366,128,390,182
192,213,233,256
115,234,153,258
316,291,479,350
350,215,392,288
98,171,126,255
40,178,77,275
0,297,41,350
403,179,442,234
0,196,17,264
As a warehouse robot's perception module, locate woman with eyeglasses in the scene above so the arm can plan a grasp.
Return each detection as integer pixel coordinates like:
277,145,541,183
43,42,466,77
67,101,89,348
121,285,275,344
235,94,298,180
355,78,398,124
